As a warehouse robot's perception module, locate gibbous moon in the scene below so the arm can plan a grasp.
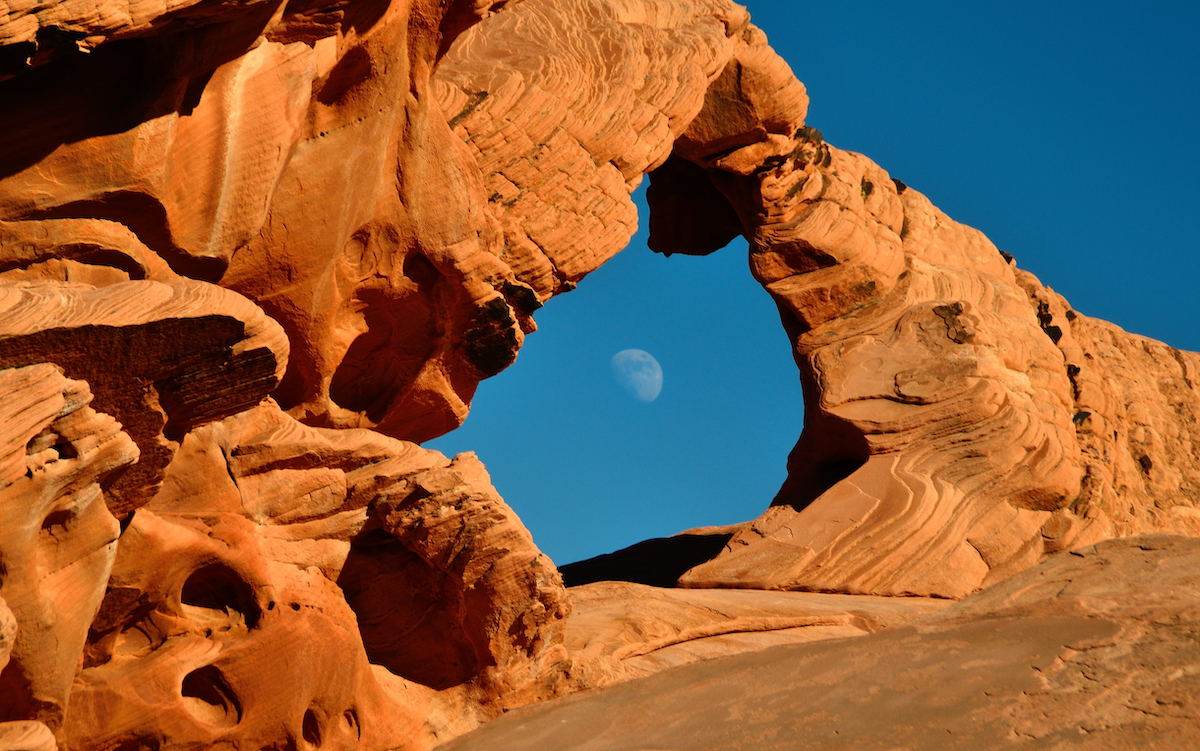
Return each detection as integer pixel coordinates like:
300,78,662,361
610,349,663,403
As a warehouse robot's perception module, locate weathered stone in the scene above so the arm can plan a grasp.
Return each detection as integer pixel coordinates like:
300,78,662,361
436,535,1200,751
2,0,1200,748
64,402,568,748
0,365,135,730
0,280,288,516
645,30,1200,598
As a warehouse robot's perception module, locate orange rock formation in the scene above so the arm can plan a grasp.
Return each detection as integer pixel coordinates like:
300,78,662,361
437,535,1200,751
646,31,1200,598
1,0,1198,748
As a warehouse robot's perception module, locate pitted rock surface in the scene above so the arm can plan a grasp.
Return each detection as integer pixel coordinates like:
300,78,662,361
1,0,1199,748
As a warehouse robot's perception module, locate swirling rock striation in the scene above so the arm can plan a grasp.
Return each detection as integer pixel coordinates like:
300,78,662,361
644,33,1200,598
1,0,1200,748
433,0,747,299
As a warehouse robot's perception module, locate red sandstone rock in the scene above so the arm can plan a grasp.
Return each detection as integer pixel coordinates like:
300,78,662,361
0,0,531,445
646,35,1200,599
2,0,1200,748
0,365,135,731
67,505,425,750
64,401,568,748
564,582,948,688
433,0,747,299
0,279,287,515
436,535,1200,751
3,0,719,742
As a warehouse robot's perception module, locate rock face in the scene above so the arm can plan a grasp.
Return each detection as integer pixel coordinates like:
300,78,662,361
436,535,1200,751
564,582,948,689
2,0,1200,748
0,0,532,445
0,280,288,516
0,365,135,733
646,35,1200,598
64,402,568,749
432,0,747,300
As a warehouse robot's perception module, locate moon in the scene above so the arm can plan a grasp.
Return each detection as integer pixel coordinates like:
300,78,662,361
610,349,663,403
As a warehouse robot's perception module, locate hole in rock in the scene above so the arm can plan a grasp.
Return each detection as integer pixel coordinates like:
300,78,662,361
328,286,437,422
302,707,322,747
338,532,480,689
25,431,56,455
41,508,74,535
402,251,440,289
180,564,260,629
425,183,808,581
181,665,241,728
342,709,361,740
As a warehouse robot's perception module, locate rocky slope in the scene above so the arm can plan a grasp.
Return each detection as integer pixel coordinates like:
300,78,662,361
439,535,1200,750
0,0,1198,748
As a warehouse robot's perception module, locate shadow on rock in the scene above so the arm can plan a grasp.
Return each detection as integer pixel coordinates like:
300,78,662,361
560,533,733,588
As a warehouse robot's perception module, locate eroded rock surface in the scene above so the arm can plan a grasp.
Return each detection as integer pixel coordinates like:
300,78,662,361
646,34,1200,598
0,280,288,515
438,535,1200,751
433,0,748,299
67,402,569,749
2,0,1200,748
565,582,948,688
0,365,135,731
0,0,749,744
1,0,528,445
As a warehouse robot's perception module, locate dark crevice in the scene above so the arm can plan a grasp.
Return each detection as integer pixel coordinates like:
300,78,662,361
338,536,481,689
180,564,261,628
560,533,735,588
302,707,322,747
180,665,241,728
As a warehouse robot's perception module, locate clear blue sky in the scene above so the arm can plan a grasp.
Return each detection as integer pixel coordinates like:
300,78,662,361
429,1,1200,567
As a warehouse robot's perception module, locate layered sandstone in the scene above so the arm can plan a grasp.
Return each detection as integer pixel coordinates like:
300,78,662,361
66,402,568,749
646,35,1200,598
0,0,531,445
432,0,748,299
1,0,1200,748
437,535,1200,751
564,582,948,688
0,280,288,515
0,0,738,744
0,365,135,734
0,333,569,747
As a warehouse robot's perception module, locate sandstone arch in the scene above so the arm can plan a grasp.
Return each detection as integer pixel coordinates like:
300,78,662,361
1,0,1199,748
